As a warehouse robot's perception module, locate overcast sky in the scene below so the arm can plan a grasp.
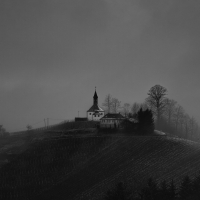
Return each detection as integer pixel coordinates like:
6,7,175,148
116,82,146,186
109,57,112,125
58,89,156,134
1,0,200,132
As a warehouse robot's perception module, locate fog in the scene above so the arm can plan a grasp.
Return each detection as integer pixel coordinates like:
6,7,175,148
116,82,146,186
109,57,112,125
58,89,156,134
0,0,200,132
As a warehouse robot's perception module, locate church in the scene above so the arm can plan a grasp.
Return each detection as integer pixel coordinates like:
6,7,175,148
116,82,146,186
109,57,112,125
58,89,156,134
87,89,105,121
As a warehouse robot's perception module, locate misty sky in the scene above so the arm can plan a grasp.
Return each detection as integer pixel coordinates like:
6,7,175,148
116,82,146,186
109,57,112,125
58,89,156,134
1,0,200,132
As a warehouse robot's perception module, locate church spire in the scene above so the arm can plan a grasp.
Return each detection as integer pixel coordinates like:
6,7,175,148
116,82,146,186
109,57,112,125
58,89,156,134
93,87,98,105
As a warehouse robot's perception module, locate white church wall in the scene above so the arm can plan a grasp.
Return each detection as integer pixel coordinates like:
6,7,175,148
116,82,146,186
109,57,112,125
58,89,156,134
87,112,93,121
87,112,104,121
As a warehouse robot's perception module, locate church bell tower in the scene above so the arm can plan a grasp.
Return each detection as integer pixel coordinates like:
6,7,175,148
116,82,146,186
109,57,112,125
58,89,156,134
93,88,98,106
87,87,105,121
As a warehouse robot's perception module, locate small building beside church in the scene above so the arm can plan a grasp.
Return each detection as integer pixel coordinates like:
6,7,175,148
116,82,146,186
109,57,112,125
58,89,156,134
75,117,88,122
100,113,125,128
87,89,105,121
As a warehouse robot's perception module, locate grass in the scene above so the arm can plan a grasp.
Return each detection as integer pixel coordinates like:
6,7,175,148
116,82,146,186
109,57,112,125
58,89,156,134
0,121,97,168
0,130,200,199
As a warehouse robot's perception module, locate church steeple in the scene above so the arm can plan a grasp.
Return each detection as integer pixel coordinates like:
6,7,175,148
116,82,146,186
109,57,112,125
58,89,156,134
93,87,98,105
87,87,104,121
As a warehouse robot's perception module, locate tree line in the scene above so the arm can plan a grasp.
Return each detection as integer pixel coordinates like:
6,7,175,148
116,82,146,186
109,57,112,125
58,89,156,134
105,173,200,200
102,85,199,140
102,94,148,117
145,85,199,140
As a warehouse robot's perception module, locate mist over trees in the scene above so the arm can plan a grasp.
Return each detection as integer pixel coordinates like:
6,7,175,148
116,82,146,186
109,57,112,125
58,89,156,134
146,85,168,129
102,94,113,113
131,103,140,117
0,125,9,137
164,99,177,125
26,125,32,131
102,84,200,140
112,98,121,113
123,103,131,117
145,85,199,140
161,102,199,140
102,94,121,114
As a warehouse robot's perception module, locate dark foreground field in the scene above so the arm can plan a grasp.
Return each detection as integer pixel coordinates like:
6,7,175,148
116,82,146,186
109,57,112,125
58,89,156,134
1,132,200,200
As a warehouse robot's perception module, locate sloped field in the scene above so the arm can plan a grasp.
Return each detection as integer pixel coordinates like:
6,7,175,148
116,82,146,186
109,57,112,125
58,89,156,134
1,135,200,199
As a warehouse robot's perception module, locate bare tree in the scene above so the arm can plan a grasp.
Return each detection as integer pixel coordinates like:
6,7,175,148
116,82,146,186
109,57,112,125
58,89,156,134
179,111,185,133
183,114,190,138
164,99,177,125
146,85,168,128
123,103,131,117
173,105,184,132
131,103,140,114
111,98,121,113
188,117,196,138
194,122,200,139
102,94,113,113
26,125,32,131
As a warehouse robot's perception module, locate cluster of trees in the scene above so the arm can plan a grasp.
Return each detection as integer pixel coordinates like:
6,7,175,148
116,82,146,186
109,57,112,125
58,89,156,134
102,94,154,134
102,95,148,118
26,125,32,131
160,99,199,139
137,108,154,134
121,108,154,134
102,84,199,140
105,174,200,200
145,85,199,140
102,94,121,114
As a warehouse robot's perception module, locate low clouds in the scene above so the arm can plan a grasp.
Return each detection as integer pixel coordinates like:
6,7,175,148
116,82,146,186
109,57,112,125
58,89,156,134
1,0,200,131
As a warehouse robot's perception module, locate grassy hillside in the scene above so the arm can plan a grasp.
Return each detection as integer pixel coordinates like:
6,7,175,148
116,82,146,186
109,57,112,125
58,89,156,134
0,133,200,199
0,121,97,167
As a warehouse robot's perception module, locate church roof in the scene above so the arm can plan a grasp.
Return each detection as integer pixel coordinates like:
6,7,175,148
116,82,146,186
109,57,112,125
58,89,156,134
93,90,98,99
87,104,104,112
101,113,125,119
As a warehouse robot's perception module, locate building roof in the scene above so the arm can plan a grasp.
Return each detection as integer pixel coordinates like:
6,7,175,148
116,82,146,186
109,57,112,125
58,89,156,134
75,117,88,122
87,104,104,112
100,113,125,119
93,90,98,99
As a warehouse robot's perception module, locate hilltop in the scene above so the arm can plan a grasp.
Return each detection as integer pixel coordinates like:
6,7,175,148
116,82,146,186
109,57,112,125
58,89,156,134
0,130,200,199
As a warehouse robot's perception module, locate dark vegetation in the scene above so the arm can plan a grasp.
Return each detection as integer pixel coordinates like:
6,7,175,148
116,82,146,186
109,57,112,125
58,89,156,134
105,174,200,200
0,85,198,199
0,135,113,199
12,121,97,136
136,108,154,134
121,108,154,135
0,122,97,177
145,85,200,141
103,84,200,141
0,134,200,199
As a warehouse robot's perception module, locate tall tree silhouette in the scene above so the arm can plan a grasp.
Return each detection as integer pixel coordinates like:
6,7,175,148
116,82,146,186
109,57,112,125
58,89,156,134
137,108,154,134
179,175,192,200
141,178,159,200
102,94,113,113
104,182,131,200
164,98,177,125
168,179,176,200
111,98,121,113
146,85,167,129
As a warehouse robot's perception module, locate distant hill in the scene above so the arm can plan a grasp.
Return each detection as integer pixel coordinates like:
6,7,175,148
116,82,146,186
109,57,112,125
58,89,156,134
0,132,200,199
